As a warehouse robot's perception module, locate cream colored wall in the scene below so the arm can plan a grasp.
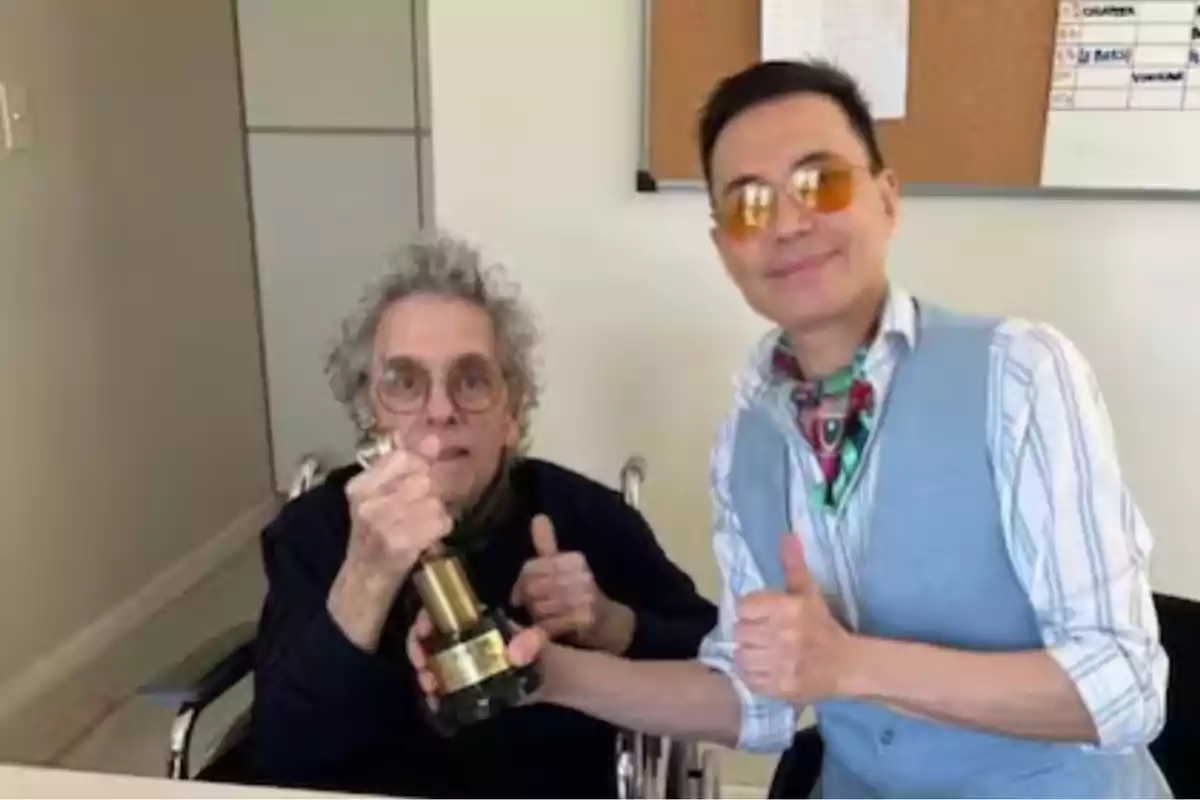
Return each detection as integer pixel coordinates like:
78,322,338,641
0,0,274,758
427,0,1200,789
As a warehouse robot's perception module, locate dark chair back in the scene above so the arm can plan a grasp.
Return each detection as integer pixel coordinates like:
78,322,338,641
767,726,822,799
766,591,1200,797
196,742,254,784
1149,591,1200,797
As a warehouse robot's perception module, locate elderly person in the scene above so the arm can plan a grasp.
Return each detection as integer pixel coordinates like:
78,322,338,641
248,233,716,799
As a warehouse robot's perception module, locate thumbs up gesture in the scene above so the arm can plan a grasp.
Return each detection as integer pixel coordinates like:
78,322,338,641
510,514,634,653
733,534,856,706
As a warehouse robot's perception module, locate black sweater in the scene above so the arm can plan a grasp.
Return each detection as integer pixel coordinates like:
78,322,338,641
248,457,717,798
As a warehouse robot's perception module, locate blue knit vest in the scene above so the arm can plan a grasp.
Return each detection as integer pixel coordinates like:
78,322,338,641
727,305,1168,798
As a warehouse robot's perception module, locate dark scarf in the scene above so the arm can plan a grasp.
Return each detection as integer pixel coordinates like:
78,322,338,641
445,456,516,553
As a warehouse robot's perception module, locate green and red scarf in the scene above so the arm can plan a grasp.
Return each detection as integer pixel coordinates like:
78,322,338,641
772,343,876,512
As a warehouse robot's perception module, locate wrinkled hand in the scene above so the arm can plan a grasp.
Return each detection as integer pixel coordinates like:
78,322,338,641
343,433,453,590
510,514,629,651
406,608,548,710
733,534,857,706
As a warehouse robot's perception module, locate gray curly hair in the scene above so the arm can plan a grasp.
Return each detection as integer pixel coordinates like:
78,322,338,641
325,232,541,453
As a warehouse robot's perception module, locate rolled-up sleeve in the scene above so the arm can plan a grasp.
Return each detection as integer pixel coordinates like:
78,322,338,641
696,410,798,755
997,322,1168,751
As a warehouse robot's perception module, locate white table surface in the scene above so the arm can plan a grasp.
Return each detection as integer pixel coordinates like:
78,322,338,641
0,763,387,798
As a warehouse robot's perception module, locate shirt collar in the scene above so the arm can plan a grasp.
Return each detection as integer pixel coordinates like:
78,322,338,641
734,284,918,403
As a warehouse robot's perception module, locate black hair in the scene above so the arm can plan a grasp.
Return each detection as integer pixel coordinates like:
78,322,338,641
697,59,886,190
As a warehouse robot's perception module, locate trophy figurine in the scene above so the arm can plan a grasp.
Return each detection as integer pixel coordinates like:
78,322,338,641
356,433,541,733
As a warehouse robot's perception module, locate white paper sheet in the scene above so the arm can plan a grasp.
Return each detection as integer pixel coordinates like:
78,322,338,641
760,0,910,120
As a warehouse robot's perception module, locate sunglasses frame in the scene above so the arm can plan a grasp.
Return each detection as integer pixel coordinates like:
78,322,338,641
713,160,873,240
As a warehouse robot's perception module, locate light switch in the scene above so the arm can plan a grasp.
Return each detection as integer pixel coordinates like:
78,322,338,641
0,82,33,153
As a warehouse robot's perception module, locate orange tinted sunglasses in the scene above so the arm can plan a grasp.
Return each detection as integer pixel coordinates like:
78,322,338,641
715,163,860,240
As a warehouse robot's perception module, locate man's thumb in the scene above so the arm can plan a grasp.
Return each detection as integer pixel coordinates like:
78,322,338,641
531,514,558,557
781,534,814,594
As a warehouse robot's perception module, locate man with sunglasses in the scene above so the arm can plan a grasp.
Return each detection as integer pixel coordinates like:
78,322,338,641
248,234,717,798
411,61,1170,797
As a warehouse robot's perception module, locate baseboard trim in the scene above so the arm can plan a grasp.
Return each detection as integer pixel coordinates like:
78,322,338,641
0,495,279,764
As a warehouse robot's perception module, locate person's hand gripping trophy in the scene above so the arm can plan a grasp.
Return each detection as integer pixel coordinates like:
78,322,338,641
354,431,542,734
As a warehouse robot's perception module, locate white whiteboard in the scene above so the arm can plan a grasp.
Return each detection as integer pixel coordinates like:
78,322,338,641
1041,0,1200,191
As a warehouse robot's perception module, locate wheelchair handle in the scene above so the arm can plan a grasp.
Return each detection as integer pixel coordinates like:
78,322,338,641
620,455,647,509
288,454,323,500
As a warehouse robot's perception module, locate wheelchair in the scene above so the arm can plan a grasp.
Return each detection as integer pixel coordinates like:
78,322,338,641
137,454,722,799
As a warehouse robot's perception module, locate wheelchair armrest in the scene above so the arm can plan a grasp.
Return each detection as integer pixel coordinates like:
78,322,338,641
619,730,722,799
137,621,257,712
667,738,721,799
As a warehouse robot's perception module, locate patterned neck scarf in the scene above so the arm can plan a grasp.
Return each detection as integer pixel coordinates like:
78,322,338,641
772,342,876,511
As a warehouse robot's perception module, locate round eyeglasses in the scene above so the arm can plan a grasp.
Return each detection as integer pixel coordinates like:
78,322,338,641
374,354,505,416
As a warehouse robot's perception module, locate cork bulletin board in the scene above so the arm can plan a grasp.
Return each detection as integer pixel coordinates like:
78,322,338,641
637,0,1200,194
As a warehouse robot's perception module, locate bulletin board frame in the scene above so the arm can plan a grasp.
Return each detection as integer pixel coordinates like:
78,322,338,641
634,0,1200,200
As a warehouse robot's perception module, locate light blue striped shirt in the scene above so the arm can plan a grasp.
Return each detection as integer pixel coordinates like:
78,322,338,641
697,286,1168,755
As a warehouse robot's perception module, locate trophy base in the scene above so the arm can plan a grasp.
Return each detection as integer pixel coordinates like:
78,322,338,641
425,608,542,734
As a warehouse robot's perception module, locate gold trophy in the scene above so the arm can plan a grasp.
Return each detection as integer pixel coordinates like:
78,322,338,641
356,434,541,733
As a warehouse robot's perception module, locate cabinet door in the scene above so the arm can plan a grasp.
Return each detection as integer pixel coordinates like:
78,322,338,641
248,133,422,482
237,0,418,129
